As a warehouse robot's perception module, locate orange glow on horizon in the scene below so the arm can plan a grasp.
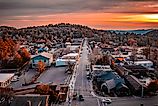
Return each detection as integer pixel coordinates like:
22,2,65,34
1,13,158,30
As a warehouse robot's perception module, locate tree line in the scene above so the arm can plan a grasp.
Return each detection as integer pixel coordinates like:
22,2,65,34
0,38,30,69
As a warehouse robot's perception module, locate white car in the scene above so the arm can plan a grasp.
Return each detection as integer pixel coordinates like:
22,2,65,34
11,76,19,82
102,98,112,104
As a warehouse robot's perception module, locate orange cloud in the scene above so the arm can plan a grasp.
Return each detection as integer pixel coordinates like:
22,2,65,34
1,13,158,30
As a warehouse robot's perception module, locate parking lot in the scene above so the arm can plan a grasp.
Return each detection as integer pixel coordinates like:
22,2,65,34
9,66,68,89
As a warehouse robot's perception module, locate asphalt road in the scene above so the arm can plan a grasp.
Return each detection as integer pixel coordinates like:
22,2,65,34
71,39,100,106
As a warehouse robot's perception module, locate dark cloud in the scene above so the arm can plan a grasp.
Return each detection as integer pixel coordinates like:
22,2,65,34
0,0,122,16
0,0,157,21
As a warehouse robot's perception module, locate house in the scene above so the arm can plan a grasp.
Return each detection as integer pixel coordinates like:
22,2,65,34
10,94,49,106
114,57,125,66
0,73,14,88
65,42,71,47
101,48,115,55
55,52,79,67
96,71,129,96
67,45,80,51
125,75,144,95
31,52,53,68
139,77,152,86
134,60,154,69
92,65,112,75
122,65,149,78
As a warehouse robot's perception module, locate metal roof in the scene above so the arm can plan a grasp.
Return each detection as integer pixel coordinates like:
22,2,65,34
0,73,14,82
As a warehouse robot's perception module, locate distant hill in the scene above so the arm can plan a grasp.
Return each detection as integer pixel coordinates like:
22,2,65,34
109,29,154,35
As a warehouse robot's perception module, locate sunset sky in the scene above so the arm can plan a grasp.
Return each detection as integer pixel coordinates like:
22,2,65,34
0,0,158,30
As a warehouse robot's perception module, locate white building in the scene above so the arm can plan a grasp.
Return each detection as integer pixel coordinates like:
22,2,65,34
134,60,153,68
0,73,14,88
127,60,154,69
55,58,76,67
62,53,79,60
92,65,113,75
139,78,152,86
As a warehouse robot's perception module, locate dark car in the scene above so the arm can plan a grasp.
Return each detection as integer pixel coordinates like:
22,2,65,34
79,95,84,101
72,92,77,100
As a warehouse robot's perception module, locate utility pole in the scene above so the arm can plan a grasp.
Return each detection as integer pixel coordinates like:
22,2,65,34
24,72,27,85
141,84,144,98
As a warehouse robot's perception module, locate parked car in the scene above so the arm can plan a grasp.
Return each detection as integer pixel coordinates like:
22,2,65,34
78,95,84,101
11,76,19,82
87,75,91,80
72,92,77,100
86,72,92,80
102,98,112,104
86,64,90,71
0,97,5,104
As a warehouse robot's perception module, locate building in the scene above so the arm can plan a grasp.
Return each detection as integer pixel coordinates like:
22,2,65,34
134,60,154,69
31,52,53,68
126,59,154,70
125,75,144,95
95,71,129,96
0,73,14,88
65,42,71,47
139,77,152,86
101,48,115,55
123,65,149,78
55,52,79,67
55,58,76,67
61,53,79,60
92,65,112,75
10,94,49,106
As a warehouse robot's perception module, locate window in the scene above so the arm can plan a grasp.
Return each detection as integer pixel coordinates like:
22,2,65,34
32,60,35,63
44,60,46,62
144,63,147,66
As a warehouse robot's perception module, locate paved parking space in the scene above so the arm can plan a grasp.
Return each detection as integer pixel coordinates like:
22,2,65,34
37,66,67,84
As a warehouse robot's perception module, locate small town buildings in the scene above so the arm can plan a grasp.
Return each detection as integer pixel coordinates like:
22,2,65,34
10,94,49,106
0,73,14,88
31,52,53,68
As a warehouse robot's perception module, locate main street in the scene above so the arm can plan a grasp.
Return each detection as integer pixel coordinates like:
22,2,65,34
71,39,100,106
